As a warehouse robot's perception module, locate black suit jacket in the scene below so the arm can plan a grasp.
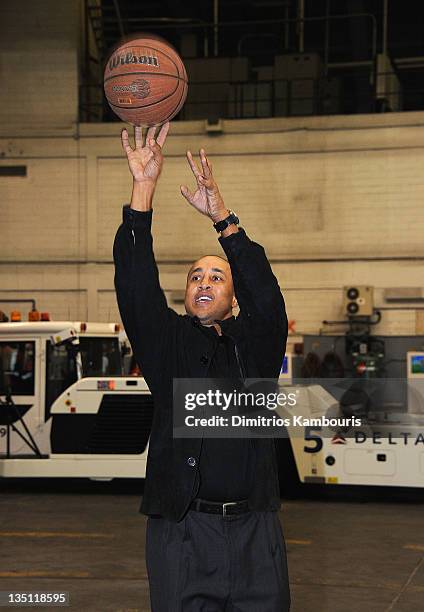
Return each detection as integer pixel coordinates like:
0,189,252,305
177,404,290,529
113,205,288,521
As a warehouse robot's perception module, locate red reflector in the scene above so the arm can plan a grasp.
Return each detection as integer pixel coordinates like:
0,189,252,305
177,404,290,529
114,324,120,332
80,323,87,332
40,312,50,321
108,380,116,390
70,406,76,413
28,310,40,321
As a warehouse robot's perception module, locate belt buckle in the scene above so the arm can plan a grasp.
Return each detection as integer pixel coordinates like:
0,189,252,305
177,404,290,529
222,502,238,517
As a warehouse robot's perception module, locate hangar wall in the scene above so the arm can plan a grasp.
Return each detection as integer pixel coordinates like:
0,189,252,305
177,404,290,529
1,113,423,336
0,0,80,129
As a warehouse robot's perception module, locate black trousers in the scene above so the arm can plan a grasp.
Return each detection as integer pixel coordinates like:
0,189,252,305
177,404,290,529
146,509,291,611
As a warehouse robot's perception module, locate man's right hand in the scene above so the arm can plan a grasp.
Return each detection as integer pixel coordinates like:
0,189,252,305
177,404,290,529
121,122,170,186
121,122,169,210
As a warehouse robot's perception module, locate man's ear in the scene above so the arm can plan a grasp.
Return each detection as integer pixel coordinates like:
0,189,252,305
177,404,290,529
232,296,238,309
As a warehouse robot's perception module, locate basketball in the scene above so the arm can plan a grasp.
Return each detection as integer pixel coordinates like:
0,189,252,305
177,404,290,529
104,36,188,126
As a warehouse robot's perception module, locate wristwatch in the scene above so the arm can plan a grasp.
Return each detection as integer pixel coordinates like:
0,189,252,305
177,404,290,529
213,210,239,233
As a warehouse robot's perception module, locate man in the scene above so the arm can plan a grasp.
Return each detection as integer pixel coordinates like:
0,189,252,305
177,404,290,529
113,121,291,611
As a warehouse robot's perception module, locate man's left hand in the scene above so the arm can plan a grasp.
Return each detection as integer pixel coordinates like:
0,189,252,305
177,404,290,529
180,148,228,223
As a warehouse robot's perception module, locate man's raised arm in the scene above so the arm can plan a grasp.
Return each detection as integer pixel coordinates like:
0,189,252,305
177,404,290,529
180,148,288,334
218,229,288,332
113,122,178,392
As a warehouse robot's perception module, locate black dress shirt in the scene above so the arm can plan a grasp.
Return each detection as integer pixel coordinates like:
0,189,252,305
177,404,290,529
196,325,256,501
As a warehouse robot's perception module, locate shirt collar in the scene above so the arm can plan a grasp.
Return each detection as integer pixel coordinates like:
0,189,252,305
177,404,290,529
192,315,236,338
191,314,236,328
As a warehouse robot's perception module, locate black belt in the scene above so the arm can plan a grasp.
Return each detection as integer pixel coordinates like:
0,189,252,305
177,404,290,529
189,498,250,516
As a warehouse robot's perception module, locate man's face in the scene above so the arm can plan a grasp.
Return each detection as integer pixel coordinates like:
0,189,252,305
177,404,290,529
184,256,237,324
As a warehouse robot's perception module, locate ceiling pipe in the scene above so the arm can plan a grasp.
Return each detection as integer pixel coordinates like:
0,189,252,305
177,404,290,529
112,0,125,37
213,0,219,56
298,0,305,53
382,0,388,56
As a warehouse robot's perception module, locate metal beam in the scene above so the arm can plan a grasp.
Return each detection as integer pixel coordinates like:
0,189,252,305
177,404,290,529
112,0,125,37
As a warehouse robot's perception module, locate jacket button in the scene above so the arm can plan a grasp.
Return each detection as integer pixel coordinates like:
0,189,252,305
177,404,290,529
200,355,209,365
187,456,197,467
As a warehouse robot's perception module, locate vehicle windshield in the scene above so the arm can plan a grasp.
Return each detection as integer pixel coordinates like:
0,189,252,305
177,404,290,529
0,341,35,396
79,337,122,376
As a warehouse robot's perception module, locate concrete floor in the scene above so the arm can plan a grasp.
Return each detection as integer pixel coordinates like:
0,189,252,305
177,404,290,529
0,481,423,612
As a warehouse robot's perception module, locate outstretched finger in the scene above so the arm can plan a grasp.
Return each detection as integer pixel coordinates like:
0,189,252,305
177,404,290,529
134,126,143,149
186,150,202,179
206,156,212,173
148,137,162,157
146,126,156,147
121,129,133,155
156,122,170,148
199,148,211,178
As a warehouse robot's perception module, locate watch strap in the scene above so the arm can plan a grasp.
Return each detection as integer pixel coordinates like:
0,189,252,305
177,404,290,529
213,211,239,233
